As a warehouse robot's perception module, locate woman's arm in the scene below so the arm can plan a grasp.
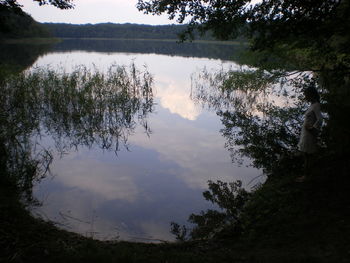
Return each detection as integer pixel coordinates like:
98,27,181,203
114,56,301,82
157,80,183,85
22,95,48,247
312,103,323,130
307,103,323,137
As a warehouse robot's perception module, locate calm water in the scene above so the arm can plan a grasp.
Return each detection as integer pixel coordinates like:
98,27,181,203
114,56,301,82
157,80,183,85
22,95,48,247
21,40,260,242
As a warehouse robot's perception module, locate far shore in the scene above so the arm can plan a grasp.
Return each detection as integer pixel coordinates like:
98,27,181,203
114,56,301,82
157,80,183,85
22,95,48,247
2,37,247,46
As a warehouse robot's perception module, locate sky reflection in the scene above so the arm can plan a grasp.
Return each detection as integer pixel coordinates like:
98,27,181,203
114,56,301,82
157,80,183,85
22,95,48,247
32,49,260,241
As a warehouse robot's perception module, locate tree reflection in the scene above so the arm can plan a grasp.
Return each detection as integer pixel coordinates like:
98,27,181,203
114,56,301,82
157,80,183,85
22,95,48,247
0,42,53,73
191,68,320,175
52,38,247,61
172,68,326,241
0,64,154,200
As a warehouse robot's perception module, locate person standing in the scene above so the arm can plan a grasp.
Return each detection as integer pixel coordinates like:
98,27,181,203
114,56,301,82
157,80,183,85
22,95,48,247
296,86,323,182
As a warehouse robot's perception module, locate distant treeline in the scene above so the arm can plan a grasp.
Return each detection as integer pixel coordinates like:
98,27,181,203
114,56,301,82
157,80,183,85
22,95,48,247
44,23,216,40
0,4,243,42
0,4,50,39
51,38,246,61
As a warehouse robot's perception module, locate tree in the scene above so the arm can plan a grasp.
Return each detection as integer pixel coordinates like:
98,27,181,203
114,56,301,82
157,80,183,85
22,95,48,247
0,0,74,38
158,1,349,244
0,3,51,38
0,0,74,10
137,0,349,74
137,1,344,46
138,0,350,158
171,180,250,241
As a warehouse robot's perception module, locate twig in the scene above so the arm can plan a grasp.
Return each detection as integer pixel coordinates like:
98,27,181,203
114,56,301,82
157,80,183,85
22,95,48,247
247,173,265,186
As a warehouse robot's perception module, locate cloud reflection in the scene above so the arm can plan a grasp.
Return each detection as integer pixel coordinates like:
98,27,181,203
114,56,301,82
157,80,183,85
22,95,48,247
130,108,258,190
139,221,174,242
157,80,201,121
33,145,210,242
50,152,139,202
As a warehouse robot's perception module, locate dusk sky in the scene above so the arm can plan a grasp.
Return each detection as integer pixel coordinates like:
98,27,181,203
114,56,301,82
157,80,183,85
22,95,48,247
18,0,175,25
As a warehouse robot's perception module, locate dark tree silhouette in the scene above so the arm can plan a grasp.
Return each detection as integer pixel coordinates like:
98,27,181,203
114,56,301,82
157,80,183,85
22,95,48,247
1,0,74,10
137,0,346,50
0,0,74,38
139,0,350,157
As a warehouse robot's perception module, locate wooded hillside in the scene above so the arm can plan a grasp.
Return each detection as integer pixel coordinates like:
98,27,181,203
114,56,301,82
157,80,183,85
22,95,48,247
0,4,50,39
43,22,214,40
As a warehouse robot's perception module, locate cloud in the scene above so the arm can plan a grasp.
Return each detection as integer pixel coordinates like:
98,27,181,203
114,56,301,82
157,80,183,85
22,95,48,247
50,150,139,202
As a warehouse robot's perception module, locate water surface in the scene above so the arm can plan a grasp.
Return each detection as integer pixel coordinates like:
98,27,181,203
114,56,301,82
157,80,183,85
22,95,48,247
26,40,260,242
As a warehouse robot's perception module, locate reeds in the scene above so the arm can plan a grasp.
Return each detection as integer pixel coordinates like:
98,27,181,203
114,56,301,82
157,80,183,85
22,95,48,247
0,63,154,200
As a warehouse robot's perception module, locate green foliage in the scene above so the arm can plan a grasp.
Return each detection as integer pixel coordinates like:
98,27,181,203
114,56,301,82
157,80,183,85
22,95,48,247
33,0,74,9
137,0,343,47
0,3,51,39
0,0,74,10
0,0,76,39
137,0,248,41
137,1,350,97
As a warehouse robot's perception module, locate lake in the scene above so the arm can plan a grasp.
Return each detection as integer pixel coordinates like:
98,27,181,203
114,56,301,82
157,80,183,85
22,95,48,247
2,39,260,242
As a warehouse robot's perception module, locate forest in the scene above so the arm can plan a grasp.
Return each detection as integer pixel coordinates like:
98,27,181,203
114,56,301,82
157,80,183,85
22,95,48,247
0,3,50,39
43,23,208,40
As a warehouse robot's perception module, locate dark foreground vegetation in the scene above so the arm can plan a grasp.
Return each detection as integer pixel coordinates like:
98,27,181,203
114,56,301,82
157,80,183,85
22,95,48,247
0,3,50,39
1,156,350,263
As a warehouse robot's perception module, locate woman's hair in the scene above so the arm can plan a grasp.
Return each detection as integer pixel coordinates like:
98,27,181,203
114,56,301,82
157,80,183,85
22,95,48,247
304,85,320,102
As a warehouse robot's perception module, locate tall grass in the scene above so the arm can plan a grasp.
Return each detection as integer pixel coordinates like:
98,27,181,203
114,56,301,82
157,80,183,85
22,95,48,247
0,64,154,200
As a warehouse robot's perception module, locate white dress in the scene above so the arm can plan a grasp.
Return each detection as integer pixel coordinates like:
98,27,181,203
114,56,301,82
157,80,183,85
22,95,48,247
298,102,323,154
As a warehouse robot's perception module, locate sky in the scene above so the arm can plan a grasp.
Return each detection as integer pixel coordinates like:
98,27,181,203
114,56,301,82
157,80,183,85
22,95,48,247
18,0,175,25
